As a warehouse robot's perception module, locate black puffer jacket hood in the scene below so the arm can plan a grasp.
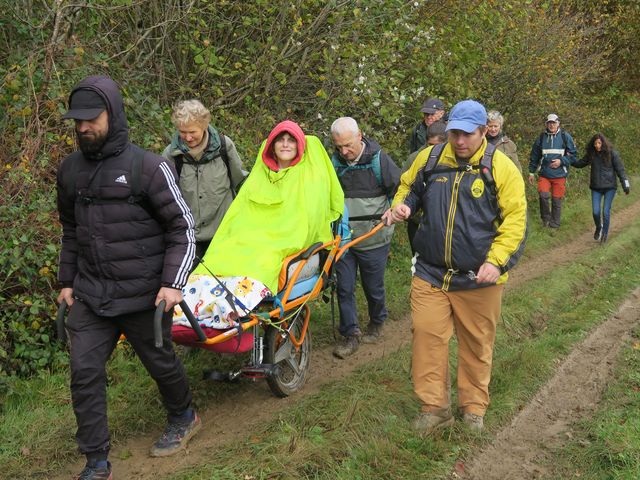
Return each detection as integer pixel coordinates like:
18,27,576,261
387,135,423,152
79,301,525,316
67,75,129,160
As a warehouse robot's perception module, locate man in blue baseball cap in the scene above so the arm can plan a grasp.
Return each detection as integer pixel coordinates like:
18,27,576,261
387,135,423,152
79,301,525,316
383,99,527,436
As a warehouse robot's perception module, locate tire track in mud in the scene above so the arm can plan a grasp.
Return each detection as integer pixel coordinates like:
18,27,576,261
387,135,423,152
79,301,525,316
460,288,640,479
53,200,640,480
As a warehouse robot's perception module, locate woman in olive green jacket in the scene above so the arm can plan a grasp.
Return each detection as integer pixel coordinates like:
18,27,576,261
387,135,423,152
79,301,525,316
163,99,246,262
486,110,521,172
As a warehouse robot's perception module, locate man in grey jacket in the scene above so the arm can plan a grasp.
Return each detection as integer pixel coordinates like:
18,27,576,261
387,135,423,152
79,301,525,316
163,99,245,262
57,76,199,480
330,117,400,358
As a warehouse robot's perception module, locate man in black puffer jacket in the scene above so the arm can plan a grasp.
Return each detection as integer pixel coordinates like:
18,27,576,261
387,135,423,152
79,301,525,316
57,75,199,479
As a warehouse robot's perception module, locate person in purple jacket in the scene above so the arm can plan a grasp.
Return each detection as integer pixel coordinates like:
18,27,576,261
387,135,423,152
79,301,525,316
56,75,199,480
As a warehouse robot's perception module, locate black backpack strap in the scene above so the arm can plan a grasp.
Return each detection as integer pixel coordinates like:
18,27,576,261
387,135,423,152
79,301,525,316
65,151,83,202
132,148,160,220
479,142,497,196
174,154,184,178
421,142,497,196
218,132,236,199
422,142,447,178
130,149,143,198
561,129,569,155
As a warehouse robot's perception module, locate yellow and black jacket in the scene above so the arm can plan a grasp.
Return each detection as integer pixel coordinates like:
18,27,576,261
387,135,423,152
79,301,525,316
393,139,527,291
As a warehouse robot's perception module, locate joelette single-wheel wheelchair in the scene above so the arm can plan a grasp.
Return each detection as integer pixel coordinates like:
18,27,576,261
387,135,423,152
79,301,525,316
57,217,385,398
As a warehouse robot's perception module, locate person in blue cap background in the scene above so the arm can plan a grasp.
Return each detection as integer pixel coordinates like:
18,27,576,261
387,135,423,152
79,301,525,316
383,99,527,436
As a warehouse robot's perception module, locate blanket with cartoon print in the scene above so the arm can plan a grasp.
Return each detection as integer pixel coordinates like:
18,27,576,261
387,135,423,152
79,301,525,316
173,274,271,329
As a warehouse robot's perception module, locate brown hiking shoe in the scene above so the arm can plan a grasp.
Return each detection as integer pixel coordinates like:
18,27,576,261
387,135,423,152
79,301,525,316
150,412,202,457
463,412,484,432
412,411,454,435
361,322,383,344
333,335,360,359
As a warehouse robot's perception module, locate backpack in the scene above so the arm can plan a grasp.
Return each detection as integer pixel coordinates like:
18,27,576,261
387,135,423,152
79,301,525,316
331,150,384,187
422,142,497,196
331,150,395,204
174,133,236,198
537,129,571,155
68,145,154,217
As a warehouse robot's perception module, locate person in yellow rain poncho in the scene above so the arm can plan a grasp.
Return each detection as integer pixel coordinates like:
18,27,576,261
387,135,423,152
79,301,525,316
173,120,344,330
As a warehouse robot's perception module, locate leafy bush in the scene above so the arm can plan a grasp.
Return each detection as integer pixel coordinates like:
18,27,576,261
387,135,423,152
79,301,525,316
0,0,638,379
0,172,66,379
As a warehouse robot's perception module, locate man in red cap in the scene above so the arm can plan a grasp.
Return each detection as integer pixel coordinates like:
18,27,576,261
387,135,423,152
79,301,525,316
57,75,199,479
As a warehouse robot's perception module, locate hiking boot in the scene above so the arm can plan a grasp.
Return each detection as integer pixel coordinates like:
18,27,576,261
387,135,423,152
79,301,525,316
539,192,551,227
600,233,608,244
594,225,602,241
412,411,454,435
361,322,383,344
75,461,112,480
549,197,563,228
150,412,202,457
463,412,484,432
333,335,360,359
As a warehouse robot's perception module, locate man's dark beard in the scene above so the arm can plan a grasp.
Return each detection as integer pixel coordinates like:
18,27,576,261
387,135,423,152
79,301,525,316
77,131,107,156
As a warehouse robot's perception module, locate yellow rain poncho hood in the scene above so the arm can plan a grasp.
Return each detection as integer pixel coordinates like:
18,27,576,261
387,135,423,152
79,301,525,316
194,122,344,292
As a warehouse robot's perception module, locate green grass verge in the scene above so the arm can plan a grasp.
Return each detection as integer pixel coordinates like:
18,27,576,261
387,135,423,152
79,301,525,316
0,184,638,479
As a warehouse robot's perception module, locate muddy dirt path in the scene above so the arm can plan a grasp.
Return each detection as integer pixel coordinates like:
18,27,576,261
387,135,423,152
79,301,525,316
460,288,640,480
53,201,640,480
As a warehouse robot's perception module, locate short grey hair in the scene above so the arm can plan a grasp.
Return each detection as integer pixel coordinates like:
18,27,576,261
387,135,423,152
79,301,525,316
331,117,359,136
487,110,504,126
171,99,211,128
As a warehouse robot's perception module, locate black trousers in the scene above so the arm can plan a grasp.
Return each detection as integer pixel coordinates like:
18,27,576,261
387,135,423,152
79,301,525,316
67,301,192,454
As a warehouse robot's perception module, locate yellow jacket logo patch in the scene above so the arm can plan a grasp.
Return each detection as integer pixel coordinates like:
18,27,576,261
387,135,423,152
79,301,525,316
435,176,448,183
471,178,485,198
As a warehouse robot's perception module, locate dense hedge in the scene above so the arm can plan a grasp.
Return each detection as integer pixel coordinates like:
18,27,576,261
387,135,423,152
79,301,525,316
1,0,639,380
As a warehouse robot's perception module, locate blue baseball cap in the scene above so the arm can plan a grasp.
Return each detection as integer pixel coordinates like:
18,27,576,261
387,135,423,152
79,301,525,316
445,100,487,133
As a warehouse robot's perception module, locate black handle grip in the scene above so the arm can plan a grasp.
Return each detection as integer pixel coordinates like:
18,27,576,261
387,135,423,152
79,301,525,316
348,214,384,221
56,301,68,343
180,300,207,342
154,300,208,348
154,300,166,348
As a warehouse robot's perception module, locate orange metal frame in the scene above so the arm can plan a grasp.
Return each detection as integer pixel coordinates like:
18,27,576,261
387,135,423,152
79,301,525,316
196,222,386,349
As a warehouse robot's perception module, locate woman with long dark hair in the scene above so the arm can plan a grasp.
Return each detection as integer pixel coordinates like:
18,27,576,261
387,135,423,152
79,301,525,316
573,133,630,243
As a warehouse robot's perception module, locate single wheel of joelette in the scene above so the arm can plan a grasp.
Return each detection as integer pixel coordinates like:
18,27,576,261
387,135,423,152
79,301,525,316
264,304,311,397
